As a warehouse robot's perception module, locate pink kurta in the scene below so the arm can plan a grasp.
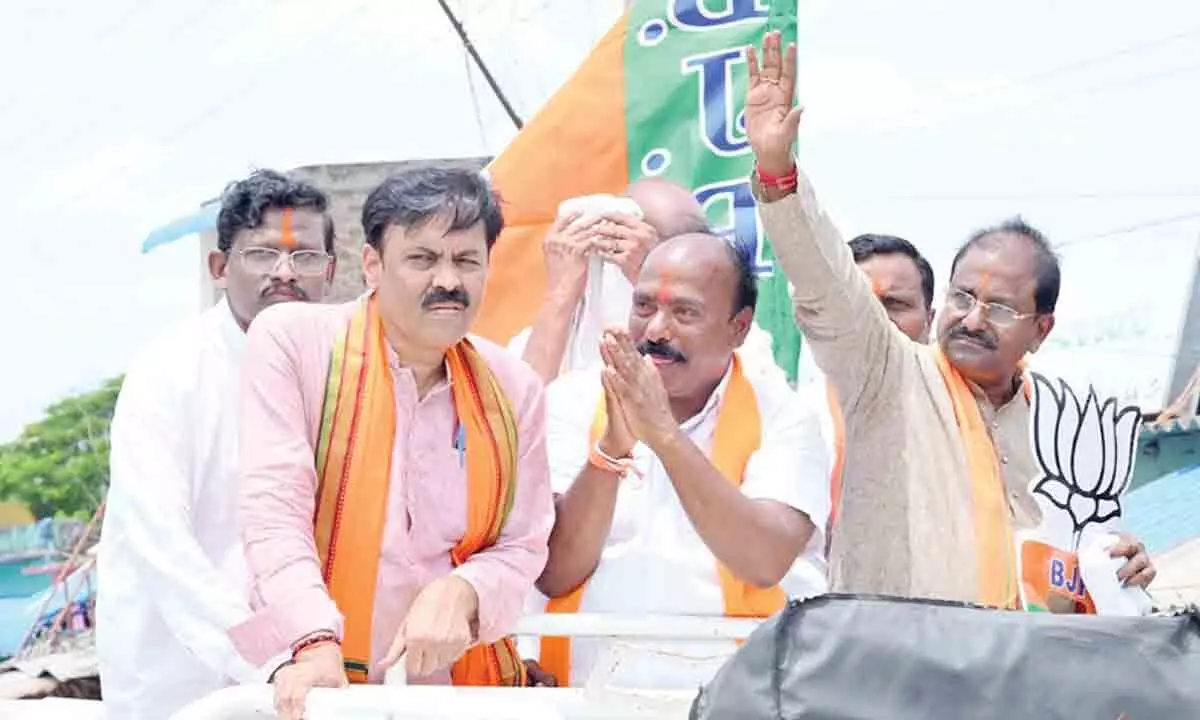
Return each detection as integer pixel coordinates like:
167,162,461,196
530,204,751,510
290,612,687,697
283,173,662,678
228,299,553,683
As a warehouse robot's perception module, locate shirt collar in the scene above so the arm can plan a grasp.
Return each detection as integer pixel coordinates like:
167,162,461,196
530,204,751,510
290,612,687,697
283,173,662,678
678,357,736,432
216,297,247,355
384,338,453,391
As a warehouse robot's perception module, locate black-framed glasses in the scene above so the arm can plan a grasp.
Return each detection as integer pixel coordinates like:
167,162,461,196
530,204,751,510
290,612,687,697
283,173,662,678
237,247,331,277
945,287,1037,328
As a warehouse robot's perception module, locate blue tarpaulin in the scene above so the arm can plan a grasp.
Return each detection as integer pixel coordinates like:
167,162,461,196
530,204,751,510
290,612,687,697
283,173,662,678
140,202,219,254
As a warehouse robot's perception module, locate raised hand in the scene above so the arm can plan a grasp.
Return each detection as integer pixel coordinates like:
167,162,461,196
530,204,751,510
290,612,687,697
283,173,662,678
543,212,593,301
600,329,678,450
598,336,638,458
744,30,803,176
590,214,659,283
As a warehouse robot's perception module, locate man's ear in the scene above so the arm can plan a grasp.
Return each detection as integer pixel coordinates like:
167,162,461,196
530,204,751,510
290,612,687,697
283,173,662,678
207,250,229,289
362,244,383,291
325,251,338,285
1029,313,1056,353
731,306,754,347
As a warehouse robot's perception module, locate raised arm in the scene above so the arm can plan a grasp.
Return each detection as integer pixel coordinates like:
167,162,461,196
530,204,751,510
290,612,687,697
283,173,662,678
510,214,592,382
744,31,910,411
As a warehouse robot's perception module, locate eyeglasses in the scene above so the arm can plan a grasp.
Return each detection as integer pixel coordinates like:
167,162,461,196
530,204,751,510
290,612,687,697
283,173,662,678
237,247,331,277
945,287,1037,328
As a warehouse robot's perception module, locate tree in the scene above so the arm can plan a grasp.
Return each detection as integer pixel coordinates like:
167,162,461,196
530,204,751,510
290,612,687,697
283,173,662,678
0,377,122,519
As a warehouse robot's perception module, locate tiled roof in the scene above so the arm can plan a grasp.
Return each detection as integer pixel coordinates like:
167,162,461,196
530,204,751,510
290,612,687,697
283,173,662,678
1122,464,1200,554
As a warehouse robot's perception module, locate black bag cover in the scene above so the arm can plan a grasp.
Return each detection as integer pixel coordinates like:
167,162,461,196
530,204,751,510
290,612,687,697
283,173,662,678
689,594,1200,720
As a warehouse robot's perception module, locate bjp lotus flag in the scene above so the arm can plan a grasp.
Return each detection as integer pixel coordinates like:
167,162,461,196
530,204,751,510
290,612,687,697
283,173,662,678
474,0,803,382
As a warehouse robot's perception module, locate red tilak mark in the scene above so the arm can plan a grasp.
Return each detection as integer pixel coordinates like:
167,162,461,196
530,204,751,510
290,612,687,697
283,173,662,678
978,271,992,296
281,208,297,249
655,269,674,305
870,276,884,298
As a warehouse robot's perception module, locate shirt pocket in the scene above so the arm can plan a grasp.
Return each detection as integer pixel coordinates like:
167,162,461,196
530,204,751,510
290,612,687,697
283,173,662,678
403,440,471,563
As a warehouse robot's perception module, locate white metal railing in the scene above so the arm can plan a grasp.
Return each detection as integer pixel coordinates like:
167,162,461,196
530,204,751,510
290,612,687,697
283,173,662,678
166,613,761,719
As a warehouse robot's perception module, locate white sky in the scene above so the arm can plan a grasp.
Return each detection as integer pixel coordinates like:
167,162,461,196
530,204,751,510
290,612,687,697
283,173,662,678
2,0,1198,441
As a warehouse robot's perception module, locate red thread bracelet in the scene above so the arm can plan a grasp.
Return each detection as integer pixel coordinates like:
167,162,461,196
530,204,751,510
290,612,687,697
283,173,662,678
291,631,339,659
755,162,798,190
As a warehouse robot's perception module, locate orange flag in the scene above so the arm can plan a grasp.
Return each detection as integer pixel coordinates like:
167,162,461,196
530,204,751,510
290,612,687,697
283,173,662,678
472,15,629,344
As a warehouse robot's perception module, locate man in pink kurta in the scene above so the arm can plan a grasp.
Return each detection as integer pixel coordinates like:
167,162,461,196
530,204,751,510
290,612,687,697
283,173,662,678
229,166,554,718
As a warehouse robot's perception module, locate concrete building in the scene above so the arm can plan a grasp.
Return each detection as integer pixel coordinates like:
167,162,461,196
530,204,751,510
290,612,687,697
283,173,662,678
196,157,490,308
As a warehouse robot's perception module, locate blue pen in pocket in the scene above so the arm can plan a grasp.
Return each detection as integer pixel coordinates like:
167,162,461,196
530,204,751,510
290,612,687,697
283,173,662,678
453,421,466,467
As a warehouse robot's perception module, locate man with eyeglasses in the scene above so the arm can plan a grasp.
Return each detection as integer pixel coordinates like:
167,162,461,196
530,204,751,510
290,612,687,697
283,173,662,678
97,169,337,720
741,31,1155,607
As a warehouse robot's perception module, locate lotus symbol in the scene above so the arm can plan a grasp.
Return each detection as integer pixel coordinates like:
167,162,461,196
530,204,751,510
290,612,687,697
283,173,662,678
1028,372,1142,551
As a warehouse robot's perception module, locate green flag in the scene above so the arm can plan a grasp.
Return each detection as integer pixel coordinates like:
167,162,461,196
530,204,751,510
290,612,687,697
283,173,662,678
624,0,803,381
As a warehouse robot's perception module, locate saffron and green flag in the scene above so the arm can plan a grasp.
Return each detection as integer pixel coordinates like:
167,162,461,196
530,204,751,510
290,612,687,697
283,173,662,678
474,0,802,381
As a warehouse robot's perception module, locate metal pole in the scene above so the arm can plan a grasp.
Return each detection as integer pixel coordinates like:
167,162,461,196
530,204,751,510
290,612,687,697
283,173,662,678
435,0,524,130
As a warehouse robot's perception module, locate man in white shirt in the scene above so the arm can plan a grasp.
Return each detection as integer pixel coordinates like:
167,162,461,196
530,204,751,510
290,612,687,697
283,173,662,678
96,169,337,719
532,232,830,689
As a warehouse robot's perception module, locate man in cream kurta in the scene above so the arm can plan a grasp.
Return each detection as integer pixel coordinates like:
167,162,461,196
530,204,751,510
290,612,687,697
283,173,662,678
798,234,938,546
741,31,1156,602
533,232,829,689
97,170,337,719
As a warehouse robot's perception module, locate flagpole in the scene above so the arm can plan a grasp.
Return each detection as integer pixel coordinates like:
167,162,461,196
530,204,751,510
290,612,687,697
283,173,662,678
435,0,524,130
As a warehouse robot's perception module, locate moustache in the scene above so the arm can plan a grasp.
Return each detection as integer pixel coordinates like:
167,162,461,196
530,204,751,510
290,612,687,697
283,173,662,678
636,339,687,363
422,287,470,310
948,325,997,349
262,282,308,300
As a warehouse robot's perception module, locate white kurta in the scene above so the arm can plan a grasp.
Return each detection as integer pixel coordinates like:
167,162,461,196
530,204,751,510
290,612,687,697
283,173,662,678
532,356,831,689
96,299,282,720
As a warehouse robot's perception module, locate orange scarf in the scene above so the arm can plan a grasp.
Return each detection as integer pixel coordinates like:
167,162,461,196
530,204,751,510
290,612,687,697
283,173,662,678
313,295,526,685
538,356,786,685
933,348,1019,608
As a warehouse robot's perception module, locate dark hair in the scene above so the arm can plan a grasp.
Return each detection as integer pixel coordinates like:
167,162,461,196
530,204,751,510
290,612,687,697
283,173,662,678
725,238,758,317
361,166,503,251
848,234,935,308
216,169,334,253
950,216,1061,313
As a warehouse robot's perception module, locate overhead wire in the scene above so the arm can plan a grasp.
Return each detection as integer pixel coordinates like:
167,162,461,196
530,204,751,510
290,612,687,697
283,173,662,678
0,0,241,156
854,22,1200,139
861,60,1200,143
458,1,492,152
863,192,1200,202
23,0,387,260
1057,212,1200,249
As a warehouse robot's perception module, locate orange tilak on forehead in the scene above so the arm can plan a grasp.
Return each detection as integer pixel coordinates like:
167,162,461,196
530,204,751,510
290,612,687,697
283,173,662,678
655,268,675,304
978,271,992,296
280,208,297,250
870,276,884,298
